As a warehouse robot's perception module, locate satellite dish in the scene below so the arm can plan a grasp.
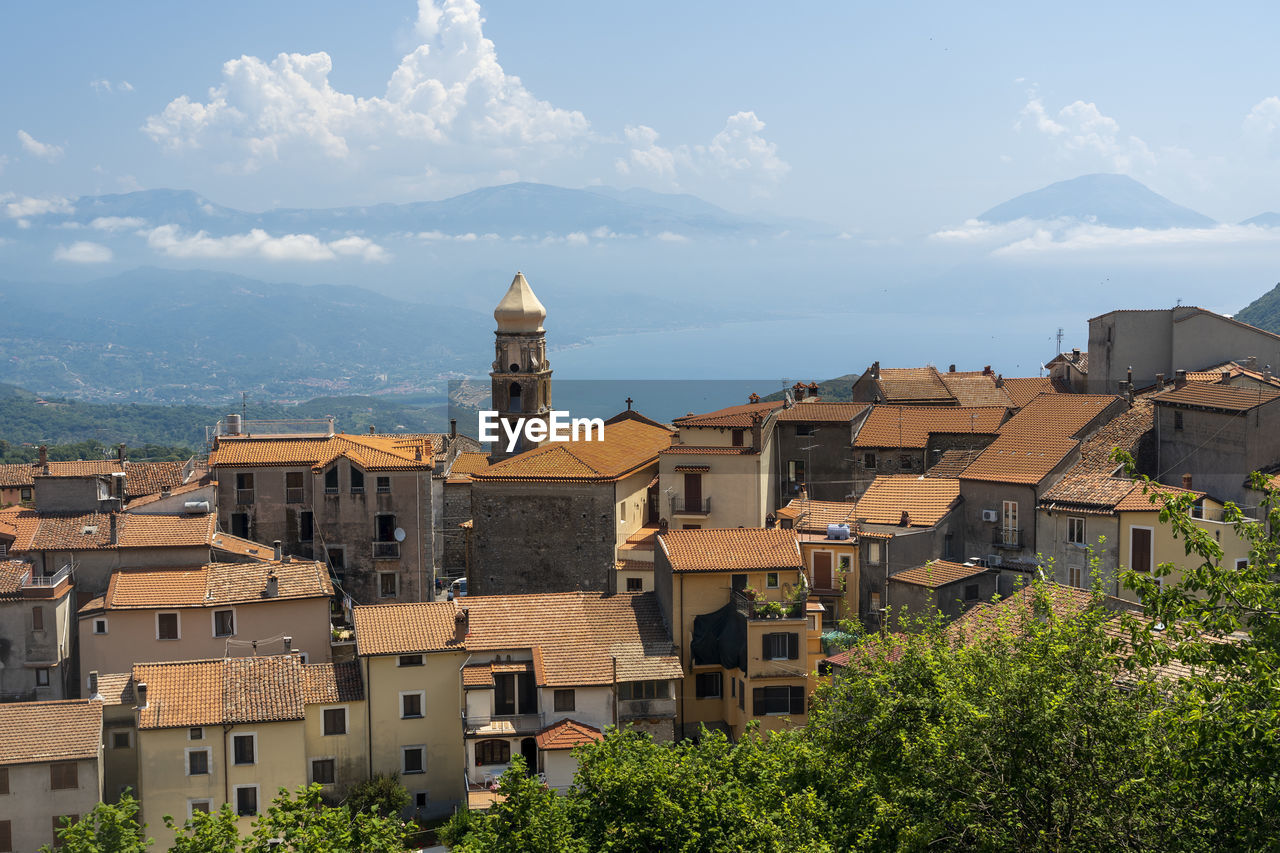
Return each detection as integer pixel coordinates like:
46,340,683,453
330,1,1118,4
393,528,406,542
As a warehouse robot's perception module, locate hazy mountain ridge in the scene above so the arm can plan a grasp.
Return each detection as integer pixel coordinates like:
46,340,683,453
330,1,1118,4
978,174,1217,229
1233,283,1280,332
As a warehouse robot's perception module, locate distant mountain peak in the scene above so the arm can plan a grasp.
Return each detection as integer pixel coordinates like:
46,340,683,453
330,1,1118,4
979,173,1215,230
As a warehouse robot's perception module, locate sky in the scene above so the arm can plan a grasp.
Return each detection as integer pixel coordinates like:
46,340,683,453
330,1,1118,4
4,1,1280,238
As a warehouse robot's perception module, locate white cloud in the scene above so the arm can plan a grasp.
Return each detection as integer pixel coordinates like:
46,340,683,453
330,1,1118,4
933,217,1280,256
2,194,73,220
1244,96,1280,154
17,130,64,162
143,224,389,262
655,231,689,242
53,241,113,263
90,79,133,93
89,216,146,231
615,111,789,196
143,0,589,185
1017,96,1155,172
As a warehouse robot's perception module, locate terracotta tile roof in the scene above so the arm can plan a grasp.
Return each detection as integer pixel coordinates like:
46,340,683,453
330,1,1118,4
660,445,759,455
853,406,1007,448
124,478,209,510
300,661,363,704
852,475,962,527
775,402,870,423
1039,473,1136,514
874,367,955,403
447,451,491,482
1037,400,1155,512
1187,361,1280,389
1047,352,1089,374
618,525,658,553
926,448,982,478
125,461,186,498
775,499,856,534
462,664,495,687
2,508,40,550
673,400,783,428
18,512,216,552
210,532,280,561
38,460,124,478
890,560,988,588
1114,481,1203,513
0,700,102,764
0,462,35,488
997,393,1121,440
353,601,464,656
1152,382,1280,413
615,559,654,571
94,672,135,706
1073,398,1153,471
959,433,1080,485
474,418,673,483
97,560,331,610
946,583,1108,645
134,655,308,729
460,591,682,686
536,718,604,750
209,434,434,471
658,528,802,572
0,559,31,599
938,372,1013,407
1001,377,1056,408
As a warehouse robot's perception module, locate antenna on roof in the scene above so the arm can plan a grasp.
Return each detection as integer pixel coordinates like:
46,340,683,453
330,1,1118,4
1056,327,1063,354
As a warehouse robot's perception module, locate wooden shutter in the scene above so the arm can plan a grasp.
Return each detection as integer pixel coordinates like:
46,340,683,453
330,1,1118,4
762,633,772,660
812,552,833,589
789,686,805,715
788,633,800,660
1132,527,1152,573
0,819,10,852
752,688,765,716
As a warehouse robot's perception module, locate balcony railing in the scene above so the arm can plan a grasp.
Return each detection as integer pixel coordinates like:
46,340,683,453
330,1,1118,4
618,697,676,720
373,541,401,559
235,489,255,505
22,565,70,589
731,589,807,620
993,527,1023,549
285,487,305,504
464,712,545,735
671,496,711,514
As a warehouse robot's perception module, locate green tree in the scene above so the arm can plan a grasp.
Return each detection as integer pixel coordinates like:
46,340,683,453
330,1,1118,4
343,773,409,818
444,757,583,853
243,784,405,853
165,805,240,853
40,794,152,852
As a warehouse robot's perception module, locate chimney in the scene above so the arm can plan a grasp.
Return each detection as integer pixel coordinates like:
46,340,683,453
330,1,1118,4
450,418,457,438
765,512,776,530
658,517,669,534
1156,373,1165,390
750,412,763,452
415,446,423,462
117,444,126,463
283,636,292,652
273,540,283,561
1248,355,1258,369
748,393,760,404
948,364,956,373
982,365,993,376
1182,473,1193,490
871,360,880,380
995,374,1004,388
136,682,148,709
1266,365,1274,384
87,671,100,700
38,445,48,471
109,514,118,546
1127,366,1134,386
265,568,278,598
454,605,470,639
899,511,910,527
369,425,376,434
1175,369,1187,389
1071,348,1081,364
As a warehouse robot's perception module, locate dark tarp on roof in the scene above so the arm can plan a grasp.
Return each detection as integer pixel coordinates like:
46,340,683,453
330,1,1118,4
691,600,747,671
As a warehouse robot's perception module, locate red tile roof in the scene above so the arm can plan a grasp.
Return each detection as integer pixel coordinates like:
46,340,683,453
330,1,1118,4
300,661,363,704
938,372,1014,407
0,560,32,600
1152,382,1280,413
1001,377,1056,408
852,475,962,526
0,700,103,764
873,367,955,403
134,655,330,729
673,400,783,428
125,461,187,498
93,560,332,611
536,718,604,750
775,499,857,534
775,402,870,423
853,406,1007,448
890,560,988,588
209,433,435,471
473,418,673,483
658,528,802,572
959,434,1080,485
353,601,464,656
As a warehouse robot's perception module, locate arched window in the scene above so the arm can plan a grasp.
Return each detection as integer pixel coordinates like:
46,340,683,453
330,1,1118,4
509,381,522,410
475,739,510,766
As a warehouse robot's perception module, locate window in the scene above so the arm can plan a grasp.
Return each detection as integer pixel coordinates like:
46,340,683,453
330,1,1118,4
475,739,509,766
788,459,806,485
188,727,203,741
752,685,806,716
0,542,5,559
0,821,6,853
110,730,131,749
36,668,50,687
236,472,254,505
553,689,575,712
235,786,258,817
766,572,779,589
626,577,643,592
762,632,799,661
899,454,914,471
838,554,851,572
1130,527,1154,574
213,609,235,638
695,671,722,699
739,681,745,710
232,733,256,765
0,766,7,794
398,654,423,667
415,792,428,810
620,501,627,522
376,476,391,494
92,618,107,635
864,452,877,469
50,762,78,790
285,471,304,504
311,758,336,785
867,542,881,565
19,486,31,501
53,815,79,843
1068,565,1083,588
32,606,43,631
323,707,347,735
380,572,399,598
870,591,882,614
350,468,365,494
732,429,745,446
1067,516,1086,546
299,511,314,542
964,583,980,601
188,801,212,817
402,746,425,774
326,547,345,570
324,467,339,494
1236,558,1250,570
731,678,736,698
156,612,180,640
401,691,424,719
187,748,210,776
231,512,249,538
618,680,669,700
1174,410,1184,430
796,424,816,436
1001,500,1019,546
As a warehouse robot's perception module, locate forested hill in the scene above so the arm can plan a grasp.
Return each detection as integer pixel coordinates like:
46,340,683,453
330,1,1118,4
1234,282,1280,333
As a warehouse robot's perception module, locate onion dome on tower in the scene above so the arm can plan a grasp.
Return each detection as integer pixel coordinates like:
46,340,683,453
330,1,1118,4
494,271,546,333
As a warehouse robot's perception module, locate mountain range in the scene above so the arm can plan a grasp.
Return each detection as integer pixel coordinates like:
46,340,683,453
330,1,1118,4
978,174,1217,229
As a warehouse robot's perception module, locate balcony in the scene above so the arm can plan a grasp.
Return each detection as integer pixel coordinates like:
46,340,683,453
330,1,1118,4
464,712,545,736
235,489,255,506
285,487,305,504
372,541,401,559
731,589,807,620
671,496,711,514
21,565,70,598
992,528,1023,549
618,697,676,720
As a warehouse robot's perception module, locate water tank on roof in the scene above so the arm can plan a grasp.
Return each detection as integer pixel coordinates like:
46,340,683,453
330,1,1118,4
227,414,242,435
184,500,211,514
826,523,851,540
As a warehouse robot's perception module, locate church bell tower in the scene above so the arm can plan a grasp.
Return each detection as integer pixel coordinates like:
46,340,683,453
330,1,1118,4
489,271,552,459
